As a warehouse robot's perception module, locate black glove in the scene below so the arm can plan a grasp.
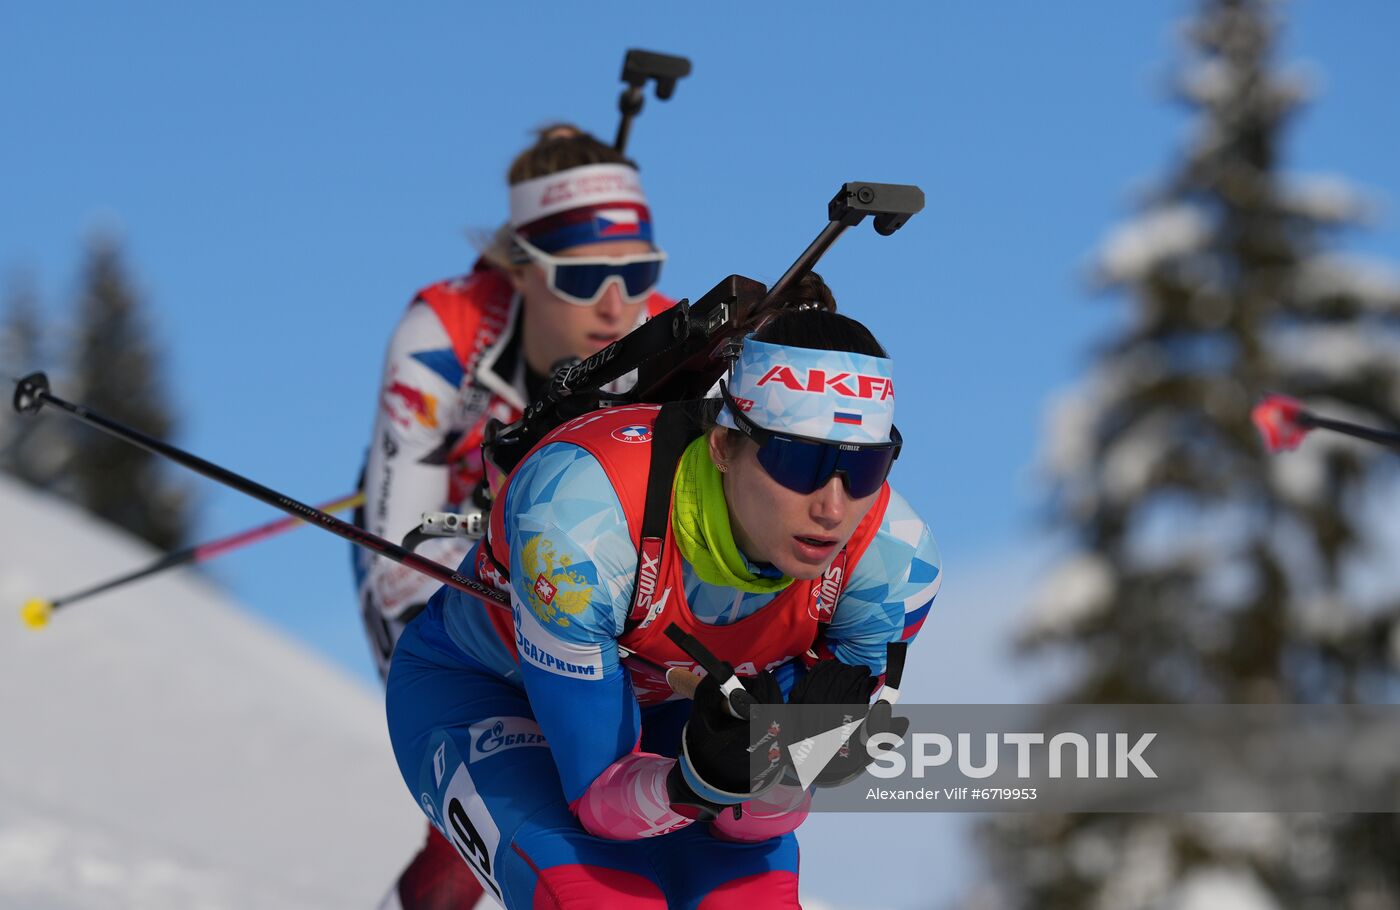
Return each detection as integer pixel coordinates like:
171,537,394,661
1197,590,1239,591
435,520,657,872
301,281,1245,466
668,668,784,821
784,659,888,789
788,657,879,707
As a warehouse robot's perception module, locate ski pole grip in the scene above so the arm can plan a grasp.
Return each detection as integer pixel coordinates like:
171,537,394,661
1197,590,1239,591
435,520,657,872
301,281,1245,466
664,623,755,719
13,372,50,415
660,660,753,721
665,666,702,700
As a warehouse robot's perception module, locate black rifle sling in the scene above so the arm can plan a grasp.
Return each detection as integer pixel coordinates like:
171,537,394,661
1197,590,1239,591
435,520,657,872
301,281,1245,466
620,397,842,661
624,400,706,633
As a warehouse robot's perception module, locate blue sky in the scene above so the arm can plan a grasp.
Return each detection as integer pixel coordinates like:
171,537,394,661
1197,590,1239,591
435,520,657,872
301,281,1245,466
4,1,1398,693
4,3,1399,907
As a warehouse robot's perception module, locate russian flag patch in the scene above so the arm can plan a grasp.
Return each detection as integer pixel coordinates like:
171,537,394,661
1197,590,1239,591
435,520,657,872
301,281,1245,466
833,411,863,426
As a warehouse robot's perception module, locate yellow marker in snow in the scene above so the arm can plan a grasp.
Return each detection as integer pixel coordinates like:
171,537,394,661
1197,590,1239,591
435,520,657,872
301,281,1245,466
21,598,52,630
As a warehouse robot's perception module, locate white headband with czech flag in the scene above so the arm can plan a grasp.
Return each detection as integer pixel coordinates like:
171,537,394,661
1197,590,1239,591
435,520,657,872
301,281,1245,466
508,163,654,253
717,337,896,445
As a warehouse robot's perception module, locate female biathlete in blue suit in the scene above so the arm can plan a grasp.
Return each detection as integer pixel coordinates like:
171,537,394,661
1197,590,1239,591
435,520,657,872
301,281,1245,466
386,275,941,908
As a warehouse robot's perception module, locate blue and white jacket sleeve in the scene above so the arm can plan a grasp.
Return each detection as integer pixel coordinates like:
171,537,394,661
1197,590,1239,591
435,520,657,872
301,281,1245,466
505,443,697,839
824,488,942,676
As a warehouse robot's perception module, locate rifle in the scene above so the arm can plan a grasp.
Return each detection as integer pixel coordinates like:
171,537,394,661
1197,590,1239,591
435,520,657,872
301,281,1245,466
478,181,926,495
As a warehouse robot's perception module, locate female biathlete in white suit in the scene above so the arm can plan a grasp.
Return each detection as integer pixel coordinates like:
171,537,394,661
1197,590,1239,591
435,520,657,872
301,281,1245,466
356,127,675,909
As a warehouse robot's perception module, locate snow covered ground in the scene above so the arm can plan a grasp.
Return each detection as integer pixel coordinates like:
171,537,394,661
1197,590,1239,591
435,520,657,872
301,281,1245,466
0,476,424,909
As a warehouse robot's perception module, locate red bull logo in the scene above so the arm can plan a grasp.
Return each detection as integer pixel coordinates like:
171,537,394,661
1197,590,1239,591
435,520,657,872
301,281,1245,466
385,381,439,429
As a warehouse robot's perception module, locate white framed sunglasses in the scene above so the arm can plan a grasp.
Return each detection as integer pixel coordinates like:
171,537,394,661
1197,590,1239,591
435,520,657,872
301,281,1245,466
513,235,667,307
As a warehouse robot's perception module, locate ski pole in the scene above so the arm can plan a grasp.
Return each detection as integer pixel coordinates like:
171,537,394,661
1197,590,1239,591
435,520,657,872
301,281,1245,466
1253,393,1400,454
11,372,710,697
12,372,511,608
20,491,363,630
665,624,758,719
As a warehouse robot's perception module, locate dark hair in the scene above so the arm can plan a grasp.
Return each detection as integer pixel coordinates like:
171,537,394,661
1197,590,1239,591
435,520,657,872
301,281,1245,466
707,273,888,433
507,123,637,185
753,272,887,358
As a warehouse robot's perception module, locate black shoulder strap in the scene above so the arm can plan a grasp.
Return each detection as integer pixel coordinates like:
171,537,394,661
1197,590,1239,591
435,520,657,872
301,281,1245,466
641,402,700,540
624,400,708,633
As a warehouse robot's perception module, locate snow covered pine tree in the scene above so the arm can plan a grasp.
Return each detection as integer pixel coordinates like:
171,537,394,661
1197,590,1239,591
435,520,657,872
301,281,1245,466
67,235,191,550
976,1,1400,908
0,269,67,490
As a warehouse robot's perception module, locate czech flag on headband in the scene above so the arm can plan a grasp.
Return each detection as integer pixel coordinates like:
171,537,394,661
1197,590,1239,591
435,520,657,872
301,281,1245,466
517,202,654,253
594,207,643,239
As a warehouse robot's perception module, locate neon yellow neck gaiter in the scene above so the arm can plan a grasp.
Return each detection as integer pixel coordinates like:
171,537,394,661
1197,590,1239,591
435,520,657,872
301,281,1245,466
671,435,793,594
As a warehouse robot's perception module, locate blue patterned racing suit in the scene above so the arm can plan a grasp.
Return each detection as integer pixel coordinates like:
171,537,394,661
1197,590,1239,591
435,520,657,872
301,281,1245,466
386,440,941,909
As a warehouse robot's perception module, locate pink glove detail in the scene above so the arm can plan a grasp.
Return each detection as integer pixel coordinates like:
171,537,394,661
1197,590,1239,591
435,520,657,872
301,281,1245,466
572,754,694,840
709,784,812,843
